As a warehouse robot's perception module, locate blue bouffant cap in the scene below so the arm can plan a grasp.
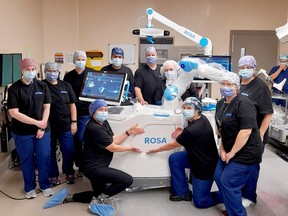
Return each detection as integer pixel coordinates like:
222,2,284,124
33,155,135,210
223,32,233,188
89,99,107,117
183,97,202,113
111,47,124,57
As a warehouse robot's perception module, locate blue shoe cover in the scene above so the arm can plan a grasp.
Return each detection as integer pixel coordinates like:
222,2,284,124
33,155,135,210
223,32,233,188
89,202,115,216
43,187,69,209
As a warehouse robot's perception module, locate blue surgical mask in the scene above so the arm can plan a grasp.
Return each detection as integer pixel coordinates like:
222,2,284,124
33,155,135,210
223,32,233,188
239,69,254,79
46,72,59,81
75,60,86,69
165,71,177,80
220,86,234,97
182,109,195,120
96,111,108,122
23,70,36,81
112,58,123,67
146,56,157,64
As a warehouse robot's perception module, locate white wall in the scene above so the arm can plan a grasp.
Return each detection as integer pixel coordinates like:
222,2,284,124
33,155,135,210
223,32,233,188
0,0,287,73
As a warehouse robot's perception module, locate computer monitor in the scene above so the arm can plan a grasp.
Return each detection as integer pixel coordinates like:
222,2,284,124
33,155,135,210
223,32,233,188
79,71,127,106
190,55,232,71
189,55,232,80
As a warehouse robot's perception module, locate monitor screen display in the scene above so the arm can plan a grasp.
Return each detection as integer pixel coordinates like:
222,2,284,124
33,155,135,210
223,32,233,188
189,55,232,80
79,71,127,106
190,55,232,70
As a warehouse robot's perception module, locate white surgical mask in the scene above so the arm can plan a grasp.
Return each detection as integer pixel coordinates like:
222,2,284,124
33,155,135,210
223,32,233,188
182,109,195,120
75,60,86,69
164,71,177,81
238,69,254,80
112,58,123,67
23,70,36,81
95,111,108,122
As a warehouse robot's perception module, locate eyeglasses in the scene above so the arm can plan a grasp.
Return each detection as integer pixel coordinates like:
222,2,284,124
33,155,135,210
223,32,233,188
219,83,235,88
239,66,254,70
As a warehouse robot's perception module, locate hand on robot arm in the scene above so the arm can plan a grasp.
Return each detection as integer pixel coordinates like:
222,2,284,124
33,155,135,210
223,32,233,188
257,69,286,92
161,57,227,110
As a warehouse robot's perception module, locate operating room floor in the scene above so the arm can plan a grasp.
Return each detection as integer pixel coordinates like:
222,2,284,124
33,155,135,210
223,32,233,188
0,144,288,216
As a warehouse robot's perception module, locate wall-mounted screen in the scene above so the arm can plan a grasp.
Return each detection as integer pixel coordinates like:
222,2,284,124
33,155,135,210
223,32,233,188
190,55,232,71
79,71,127,106
189,55,232,80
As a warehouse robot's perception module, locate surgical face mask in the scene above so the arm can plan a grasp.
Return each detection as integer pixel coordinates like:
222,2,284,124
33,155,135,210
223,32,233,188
182,109,195,120
239,68,254,80
95,111,108,122
164,71,177,80
46,72,59,81
112,58,123,67
220,86,234,97
280,62,288,66
75,60,86,69
23,70,36,81
146,56,157,64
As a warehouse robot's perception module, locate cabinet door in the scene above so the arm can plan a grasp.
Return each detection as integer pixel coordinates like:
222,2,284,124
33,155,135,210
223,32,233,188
1,54,13,86
12,54,22,82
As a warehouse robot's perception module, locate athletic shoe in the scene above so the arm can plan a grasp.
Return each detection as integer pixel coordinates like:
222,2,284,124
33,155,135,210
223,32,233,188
49,177,60,186
66,174,76,184
25,189,37,199
43,188,69,209
41,188,54,197
242,197,255,208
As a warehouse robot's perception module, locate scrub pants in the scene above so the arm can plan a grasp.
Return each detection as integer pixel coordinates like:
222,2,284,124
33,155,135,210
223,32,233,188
73,115,90,168
169,151,222,208
83,166,133,199
50,129,75,178
241,164,260,203
12,132,51,192
214,159,258,216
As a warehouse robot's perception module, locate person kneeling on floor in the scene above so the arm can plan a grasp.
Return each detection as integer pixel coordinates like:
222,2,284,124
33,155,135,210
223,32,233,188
147,97,222,208
44,99,145,215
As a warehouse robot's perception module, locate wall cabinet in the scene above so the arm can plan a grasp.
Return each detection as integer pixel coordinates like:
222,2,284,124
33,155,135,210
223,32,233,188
0,54,22,86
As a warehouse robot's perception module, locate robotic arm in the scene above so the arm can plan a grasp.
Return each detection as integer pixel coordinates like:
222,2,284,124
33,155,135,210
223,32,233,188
161,57,226,110
133,8,212,56
162,58,287,111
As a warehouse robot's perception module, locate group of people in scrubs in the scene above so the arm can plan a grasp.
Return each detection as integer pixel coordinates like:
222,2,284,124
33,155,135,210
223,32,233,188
8,48,287,216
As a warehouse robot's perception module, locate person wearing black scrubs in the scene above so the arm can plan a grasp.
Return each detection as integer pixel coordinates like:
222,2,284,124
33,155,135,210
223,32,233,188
101,47,135,99
134,47,162,105
44,99,145,215
8,58,54,199
148,97,221,208
64,50,95,175
44,61,77,185
214,72,263,216
238,55,273,208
